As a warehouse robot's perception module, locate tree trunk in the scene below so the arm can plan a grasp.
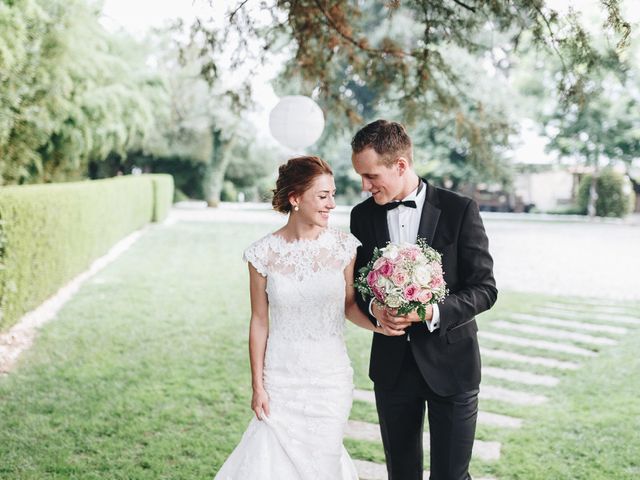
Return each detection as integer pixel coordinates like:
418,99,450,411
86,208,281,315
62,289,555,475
587,148,600,218
206,127,236,208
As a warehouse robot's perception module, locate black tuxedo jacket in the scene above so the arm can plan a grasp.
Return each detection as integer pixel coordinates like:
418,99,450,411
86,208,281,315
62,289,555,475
350,180,497,396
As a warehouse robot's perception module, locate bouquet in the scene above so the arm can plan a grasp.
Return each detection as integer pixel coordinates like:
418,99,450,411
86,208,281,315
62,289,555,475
355,239,448,321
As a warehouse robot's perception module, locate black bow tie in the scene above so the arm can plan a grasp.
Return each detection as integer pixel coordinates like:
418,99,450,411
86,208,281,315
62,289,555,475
384,200,417,211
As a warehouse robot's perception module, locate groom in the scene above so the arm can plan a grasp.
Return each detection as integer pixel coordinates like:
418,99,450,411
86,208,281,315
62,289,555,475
350,120,497,480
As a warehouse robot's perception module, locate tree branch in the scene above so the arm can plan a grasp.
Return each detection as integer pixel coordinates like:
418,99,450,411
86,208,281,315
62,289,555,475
311,0,413,58
228,0,250,22
533,5,568,73
451,0,476,13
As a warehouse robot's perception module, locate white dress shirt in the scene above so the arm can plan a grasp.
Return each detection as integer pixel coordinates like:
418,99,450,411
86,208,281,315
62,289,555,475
369,180,441,333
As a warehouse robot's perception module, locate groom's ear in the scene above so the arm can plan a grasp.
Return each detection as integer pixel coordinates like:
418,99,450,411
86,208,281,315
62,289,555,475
396,157,409,175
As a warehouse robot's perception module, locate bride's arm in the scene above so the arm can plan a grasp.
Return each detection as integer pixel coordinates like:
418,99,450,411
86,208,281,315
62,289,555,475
344,258,405,337
248,263,270,420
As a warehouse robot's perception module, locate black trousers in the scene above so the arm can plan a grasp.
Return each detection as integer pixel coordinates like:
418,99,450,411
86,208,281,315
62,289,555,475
374,347,479,480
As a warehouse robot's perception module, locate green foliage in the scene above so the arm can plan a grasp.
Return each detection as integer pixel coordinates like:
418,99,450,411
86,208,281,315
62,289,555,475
150,174,175,222
220,180,237,202
127,153,208,200
0,175,172,331
0,0,169,184
576,169,634,218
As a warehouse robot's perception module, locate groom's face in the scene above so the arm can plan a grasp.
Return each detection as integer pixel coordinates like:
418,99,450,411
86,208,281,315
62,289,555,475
351,148,403,205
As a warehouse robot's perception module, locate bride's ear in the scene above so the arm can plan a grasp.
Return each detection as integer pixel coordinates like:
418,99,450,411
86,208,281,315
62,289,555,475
288,193,299,211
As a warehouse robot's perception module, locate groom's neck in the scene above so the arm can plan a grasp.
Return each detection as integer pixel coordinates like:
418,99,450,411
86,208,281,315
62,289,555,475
395,171,421,200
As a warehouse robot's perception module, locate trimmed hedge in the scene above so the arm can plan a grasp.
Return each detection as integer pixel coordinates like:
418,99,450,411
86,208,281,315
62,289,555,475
0,174,174,332
150,174,175,222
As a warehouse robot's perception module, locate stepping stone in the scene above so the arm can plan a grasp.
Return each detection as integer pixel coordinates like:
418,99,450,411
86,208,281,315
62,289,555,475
492,321,616,346
510,313,627,335
352,460,497,480
353,459,390,480
539,307,640,325
353,389,522,428
354,389,376,403
544,302,635,315
483,366,559,386
479,410,523,428
479,331,596,357
480,347,579,370
345,421,501,462
481,385,548,405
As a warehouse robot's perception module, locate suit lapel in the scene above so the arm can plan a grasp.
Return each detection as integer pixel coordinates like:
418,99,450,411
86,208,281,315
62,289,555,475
417,180,441,245
371,202,391,247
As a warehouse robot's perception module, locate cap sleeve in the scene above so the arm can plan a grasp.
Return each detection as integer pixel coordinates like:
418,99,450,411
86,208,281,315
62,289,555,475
336,230,361,269
243,238,269,277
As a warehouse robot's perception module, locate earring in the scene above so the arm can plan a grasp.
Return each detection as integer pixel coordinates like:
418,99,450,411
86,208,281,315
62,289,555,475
294,205,299,212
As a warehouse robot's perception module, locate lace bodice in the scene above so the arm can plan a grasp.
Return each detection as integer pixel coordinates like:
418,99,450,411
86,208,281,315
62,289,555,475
243,227,361,341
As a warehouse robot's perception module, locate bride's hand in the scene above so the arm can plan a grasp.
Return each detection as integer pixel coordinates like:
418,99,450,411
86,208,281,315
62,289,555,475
251,387,270,421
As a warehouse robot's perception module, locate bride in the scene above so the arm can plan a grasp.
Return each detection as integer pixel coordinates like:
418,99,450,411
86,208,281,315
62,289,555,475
214,156,402,479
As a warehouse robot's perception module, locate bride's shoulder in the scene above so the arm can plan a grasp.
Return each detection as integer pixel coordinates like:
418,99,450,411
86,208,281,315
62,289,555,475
245,232,275,250
243,232,279,277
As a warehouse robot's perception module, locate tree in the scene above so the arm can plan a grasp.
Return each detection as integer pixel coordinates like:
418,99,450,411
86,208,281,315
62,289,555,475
0,0,169,184
141,24,277,206
515,29,640,217
192,0,630,172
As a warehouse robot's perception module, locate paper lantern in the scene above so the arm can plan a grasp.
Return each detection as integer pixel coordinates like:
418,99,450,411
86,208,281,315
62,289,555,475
269,96,325,150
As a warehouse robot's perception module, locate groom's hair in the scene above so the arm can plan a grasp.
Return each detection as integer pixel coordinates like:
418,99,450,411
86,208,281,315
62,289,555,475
351,119,413,166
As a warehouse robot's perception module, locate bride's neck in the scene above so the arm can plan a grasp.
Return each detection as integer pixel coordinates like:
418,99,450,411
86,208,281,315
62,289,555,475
278,219,325,242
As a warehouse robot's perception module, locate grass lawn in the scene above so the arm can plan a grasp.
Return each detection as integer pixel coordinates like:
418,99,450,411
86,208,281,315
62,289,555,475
1,221,639,479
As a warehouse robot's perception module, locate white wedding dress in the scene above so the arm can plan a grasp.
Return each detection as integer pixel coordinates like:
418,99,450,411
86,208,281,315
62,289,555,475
214,227,361,480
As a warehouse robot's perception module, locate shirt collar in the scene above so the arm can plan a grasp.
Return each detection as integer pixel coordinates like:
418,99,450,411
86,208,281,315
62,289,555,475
401,179,425,203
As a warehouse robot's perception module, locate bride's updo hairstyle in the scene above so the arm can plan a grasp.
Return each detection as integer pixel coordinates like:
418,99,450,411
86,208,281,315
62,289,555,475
272,156,333,213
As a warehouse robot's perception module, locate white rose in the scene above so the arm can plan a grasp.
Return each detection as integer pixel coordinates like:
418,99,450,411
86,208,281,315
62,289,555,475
382,244,400,260
385,293,404,309
413,265,433,287
377,277,395,290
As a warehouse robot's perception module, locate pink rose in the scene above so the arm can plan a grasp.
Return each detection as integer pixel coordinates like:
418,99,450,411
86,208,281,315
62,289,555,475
431,262,443,276
373,257,386,270
367,270,379,287
417,289,433,303
372,285,384,301
391,271,408,286
403,247,420,261
377,260,394,277
404,284,420,301
430,275,444,289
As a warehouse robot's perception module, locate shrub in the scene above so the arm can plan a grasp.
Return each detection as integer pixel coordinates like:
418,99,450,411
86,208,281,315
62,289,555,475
577,169,634,218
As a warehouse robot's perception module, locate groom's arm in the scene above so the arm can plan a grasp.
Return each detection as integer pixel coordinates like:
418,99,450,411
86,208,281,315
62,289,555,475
437,199,498,336
350,206,379,327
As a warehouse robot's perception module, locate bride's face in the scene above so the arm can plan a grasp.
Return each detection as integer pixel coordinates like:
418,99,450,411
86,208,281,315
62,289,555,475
293,174,336,227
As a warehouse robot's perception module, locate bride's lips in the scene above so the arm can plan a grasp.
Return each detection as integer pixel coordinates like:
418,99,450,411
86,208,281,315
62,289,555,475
319,211,330,219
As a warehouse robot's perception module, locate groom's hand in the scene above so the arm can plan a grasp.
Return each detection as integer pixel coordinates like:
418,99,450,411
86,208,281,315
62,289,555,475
372,301,411,332
384,305,433,326
390,305,434,323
